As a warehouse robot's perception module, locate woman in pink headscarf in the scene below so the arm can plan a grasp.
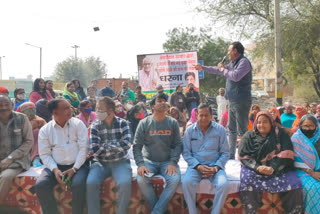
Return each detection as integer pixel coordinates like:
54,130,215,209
186,108,198,128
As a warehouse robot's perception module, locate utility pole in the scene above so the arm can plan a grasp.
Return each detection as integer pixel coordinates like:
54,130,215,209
0,56,4,80
274,0,282,105
26,43,42,78
71,45,80,59
40,47,42,78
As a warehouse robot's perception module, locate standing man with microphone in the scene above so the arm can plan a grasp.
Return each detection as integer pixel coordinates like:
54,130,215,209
194,41,252,159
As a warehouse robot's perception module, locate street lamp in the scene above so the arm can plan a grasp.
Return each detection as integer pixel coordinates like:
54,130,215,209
71,45,80,59
26,43,42,78
0,56,5,80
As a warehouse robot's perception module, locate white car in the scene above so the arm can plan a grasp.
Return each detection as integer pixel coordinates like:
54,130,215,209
252,90,269,98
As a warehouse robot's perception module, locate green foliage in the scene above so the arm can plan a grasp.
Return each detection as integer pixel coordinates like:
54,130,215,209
198,38,228,95
162,26,228,96
252,1,320,97
84,56,107,80
193,0,320,98
163,27,213,52
193,0,275,38
293,76,319,102
53,56,107,87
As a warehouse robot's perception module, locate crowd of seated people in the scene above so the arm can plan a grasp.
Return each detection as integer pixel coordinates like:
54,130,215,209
1,79,320,214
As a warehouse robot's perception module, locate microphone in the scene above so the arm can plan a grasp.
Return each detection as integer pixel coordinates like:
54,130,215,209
221,56,227,64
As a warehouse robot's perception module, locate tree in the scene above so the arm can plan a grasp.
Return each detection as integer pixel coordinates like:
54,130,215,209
162,26,228,95
192,0,298,37
282,14,320,97
198,38,229,95
248,1,320,97
163,27,212,52
193,0,275,38
193,0,320,97
84,56,108,80
53,56,107,87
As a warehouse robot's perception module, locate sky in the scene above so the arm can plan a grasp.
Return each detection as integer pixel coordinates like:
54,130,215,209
0,0,230,81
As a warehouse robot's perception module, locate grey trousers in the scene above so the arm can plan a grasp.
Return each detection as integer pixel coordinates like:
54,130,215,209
228,99,251,159
0,168,23,202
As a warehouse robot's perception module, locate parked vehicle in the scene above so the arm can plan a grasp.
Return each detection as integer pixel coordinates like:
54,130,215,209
206,96,218,121
252,90,269,99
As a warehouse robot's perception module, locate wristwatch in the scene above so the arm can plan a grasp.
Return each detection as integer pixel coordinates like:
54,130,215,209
72,167,78,173
213,166,220,173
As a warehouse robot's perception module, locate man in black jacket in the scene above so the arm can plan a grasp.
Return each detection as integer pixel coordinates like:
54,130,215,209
169,85,186,113
185,83,200,118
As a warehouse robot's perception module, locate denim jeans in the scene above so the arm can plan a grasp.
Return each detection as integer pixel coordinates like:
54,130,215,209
34,164,88,214
228,99,251,159
86,159,132,214
136,159,181,214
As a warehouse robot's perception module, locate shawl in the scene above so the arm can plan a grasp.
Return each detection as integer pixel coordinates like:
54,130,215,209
63,83,79,101
239,111,294,172
17,102,36,112
291,114,320,171
250,104,260,120
251,104,261,112
169,106,187,128
188,108,197,123
248,104,261,130
270,107,282,126
292,107,308,133
269,107,281,121
17,102,36,120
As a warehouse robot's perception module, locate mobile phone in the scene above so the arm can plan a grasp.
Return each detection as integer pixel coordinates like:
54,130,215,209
144,172,154,178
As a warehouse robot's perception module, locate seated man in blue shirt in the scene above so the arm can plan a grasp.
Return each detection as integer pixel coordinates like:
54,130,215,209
86,96,132,214
182,103,230,214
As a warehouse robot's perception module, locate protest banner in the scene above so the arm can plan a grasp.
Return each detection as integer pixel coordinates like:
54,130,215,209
137,51,199,99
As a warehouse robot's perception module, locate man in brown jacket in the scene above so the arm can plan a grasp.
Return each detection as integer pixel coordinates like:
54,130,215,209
0,95,34,202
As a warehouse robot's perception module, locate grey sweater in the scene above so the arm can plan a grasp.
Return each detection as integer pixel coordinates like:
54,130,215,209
133,115,182,167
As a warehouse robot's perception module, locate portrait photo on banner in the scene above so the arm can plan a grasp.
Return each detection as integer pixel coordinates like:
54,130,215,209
137,51,199,99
